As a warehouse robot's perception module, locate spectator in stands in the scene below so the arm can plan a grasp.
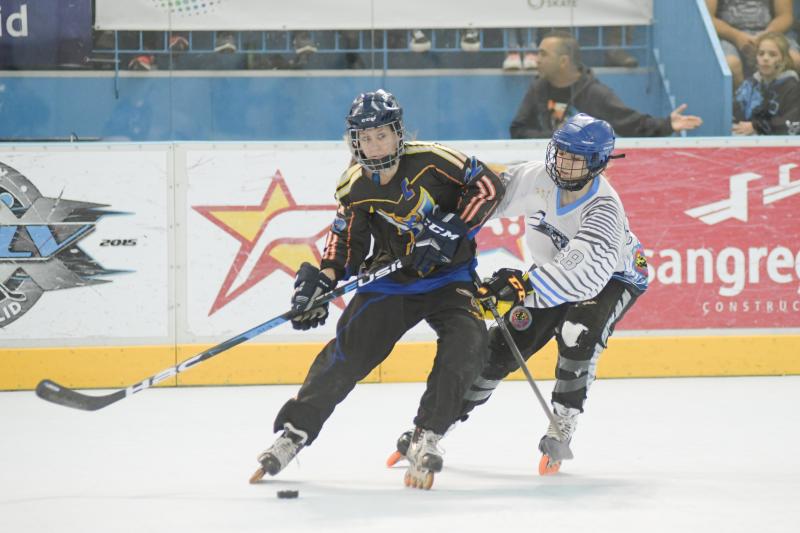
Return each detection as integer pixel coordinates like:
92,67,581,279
503,28,539,71
124,31,238,71
292,31,317,56
733,32,800,134
706,0,800,89
510,31,703,138
410,29,480,52
604,26,639,67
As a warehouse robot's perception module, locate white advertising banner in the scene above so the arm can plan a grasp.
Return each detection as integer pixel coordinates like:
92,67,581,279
96,0,654,31
0,146,172,345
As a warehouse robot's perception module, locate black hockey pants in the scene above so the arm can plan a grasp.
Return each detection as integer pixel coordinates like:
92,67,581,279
460,278,641,420
274,281,488,445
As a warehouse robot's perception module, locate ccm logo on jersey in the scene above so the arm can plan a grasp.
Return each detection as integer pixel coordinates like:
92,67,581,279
426,222,461,240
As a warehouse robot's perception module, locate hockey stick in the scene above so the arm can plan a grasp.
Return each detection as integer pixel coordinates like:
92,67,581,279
471,271,568,443
36,258,407,411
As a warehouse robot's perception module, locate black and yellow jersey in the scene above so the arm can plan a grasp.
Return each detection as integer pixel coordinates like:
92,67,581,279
320,141,505,283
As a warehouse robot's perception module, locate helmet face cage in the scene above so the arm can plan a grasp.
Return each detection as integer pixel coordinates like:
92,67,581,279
545,140,607,191
345,90,405,172
545,113,616,191
348,120,405,172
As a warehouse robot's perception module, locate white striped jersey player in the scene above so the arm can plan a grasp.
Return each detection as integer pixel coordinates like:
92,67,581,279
494,160,648,308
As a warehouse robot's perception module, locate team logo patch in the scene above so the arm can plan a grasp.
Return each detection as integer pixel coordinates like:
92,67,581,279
633,244,648,276
508,305,532,331
332,215,347,233
376,186,436,234
400,178,416,201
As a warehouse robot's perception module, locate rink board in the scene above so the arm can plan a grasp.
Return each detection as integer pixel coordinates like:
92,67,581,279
1,139,799,390
3,334,799,390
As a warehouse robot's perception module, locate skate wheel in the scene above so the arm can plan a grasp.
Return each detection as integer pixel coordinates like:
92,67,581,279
404,470,434,490
249,467,266,484
538,454,561,476
386,450,404,468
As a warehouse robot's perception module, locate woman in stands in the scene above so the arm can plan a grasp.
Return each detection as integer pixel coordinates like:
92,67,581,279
732,32,800,135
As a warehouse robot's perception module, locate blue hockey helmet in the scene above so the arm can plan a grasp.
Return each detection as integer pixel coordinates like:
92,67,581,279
345,89,405,172
545,113,617,191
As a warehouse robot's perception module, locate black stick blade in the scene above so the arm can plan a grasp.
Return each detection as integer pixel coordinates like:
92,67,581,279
35,379,122,411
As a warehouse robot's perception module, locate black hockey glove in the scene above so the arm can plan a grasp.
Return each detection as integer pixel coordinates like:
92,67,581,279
411,212,468,276
290,263,335,331
476,268,533,306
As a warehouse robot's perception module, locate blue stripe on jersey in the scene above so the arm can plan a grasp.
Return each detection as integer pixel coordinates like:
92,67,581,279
357,259,476,295
555,177,600,216
529,269,565,306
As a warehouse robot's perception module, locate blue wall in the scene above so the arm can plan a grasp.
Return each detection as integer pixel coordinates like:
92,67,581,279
0,1,734,142
652,0,732,135
1,70,670,141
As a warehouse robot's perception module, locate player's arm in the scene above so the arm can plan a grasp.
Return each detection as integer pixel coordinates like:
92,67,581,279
491,161,546,219
407,145,504,275
455,156,506,233
289,182,371,331
320,200,371,282
525,197,625,308
479,195,626,309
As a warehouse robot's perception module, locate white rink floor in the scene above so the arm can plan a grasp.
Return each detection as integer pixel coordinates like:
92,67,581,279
1,376,799,533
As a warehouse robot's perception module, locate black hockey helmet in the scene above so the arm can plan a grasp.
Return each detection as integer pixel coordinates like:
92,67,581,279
345,89,405,172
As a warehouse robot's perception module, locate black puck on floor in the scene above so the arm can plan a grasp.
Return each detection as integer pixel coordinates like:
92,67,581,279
277,490,299,499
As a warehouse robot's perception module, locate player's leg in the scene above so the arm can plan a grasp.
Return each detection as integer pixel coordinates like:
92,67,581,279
254,291,415,478
402,282,486,488
387,303,563,468
538,279,641,474
458,304,566,422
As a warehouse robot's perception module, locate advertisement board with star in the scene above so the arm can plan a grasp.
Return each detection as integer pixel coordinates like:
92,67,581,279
3,138,798,390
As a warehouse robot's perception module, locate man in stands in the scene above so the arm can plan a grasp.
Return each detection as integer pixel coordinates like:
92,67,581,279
510,31,703,139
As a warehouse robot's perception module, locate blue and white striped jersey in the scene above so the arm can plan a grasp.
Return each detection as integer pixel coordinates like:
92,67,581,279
494,161,648,308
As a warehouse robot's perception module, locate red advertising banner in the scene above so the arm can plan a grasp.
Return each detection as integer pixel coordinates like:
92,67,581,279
601,146,800,330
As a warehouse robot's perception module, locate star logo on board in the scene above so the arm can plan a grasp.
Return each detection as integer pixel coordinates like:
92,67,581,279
476,216,526,261
193,170,337,316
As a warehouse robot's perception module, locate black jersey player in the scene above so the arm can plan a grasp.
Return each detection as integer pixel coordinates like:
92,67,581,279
249,89,505,490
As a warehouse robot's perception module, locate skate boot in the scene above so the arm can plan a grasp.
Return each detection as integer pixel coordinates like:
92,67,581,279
403,427,444,490
386,429,413,467
248,423,308,483
538,402,578,476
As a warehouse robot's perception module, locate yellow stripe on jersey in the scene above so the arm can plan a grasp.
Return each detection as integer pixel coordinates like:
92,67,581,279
335,165,363,201
404,141,467,168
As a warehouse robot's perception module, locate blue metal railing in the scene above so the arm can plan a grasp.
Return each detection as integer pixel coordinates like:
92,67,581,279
92,26,650,65
652,0,731,135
